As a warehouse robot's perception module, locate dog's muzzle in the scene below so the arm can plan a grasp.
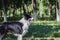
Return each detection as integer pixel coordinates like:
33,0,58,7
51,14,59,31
28,18,34,23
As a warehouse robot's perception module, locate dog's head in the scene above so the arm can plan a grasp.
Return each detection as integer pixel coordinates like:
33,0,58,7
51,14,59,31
24,13,33,23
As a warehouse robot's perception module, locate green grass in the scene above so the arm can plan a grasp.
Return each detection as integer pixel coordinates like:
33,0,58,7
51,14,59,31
32,21,60,25
24,21,60,37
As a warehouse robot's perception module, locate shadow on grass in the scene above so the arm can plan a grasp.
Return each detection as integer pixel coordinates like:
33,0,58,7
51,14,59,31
25,24,60,37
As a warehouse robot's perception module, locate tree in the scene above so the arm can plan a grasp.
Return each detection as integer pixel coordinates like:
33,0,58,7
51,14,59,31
23,3,27,15
39,0,44,18
32,0,37,21
48,1,52,17
2,0,7,22
55,0,60,21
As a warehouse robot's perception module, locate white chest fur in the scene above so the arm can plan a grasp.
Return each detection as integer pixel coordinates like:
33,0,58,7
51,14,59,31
19,18,30,30
23,23,29,30
19,18,30,36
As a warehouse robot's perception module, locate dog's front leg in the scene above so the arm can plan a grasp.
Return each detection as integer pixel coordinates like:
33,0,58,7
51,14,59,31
17,34,22,40
22,30,28,36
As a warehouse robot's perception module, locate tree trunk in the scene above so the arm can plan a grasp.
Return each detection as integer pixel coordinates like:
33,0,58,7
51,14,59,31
32,0,37,21
23,3,27,15
39,0,44,18
12,4,16,17
0,10,2,21
48,8,51,16
13,8,16,17
4,10,7,22
2,0,7,22
0,10,2,18
48,4,52,17
56,0,60,21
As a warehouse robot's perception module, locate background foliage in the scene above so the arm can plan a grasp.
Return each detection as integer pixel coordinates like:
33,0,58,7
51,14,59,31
0,0,60,40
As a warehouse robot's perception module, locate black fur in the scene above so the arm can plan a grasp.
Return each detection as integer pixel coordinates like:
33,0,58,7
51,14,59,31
0,22,23,40
24,13,31,20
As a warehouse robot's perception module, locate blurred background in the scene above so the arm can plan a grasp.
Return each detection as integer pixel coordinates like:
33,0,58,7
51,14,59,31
0,0,60,40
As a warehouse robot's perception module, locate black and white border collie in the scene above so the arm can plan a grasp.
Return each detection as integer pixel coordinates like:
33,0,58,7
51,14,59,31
0,13,33,40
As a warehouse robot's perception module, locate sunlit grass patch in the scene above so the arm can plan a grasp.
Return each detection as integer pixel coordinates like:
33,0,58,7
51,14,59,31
32,20,60,25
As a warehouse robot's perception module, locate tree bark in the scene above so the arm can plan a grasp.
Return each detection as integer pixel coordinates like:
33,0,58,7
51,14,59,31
56,0,60,21
39,0,44,18
32,0,37,21
48,4,52,17
4,10,7,22
2,0,7,22
12,4,16,17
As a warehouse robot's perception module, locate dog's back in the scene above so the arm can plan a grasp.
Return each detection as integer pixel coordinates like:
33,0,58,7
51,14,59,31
3,22,23,34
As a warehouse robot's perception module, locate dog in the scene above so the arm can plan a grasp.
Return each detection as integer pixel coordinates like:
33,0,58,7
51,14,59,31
0,13,33,40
